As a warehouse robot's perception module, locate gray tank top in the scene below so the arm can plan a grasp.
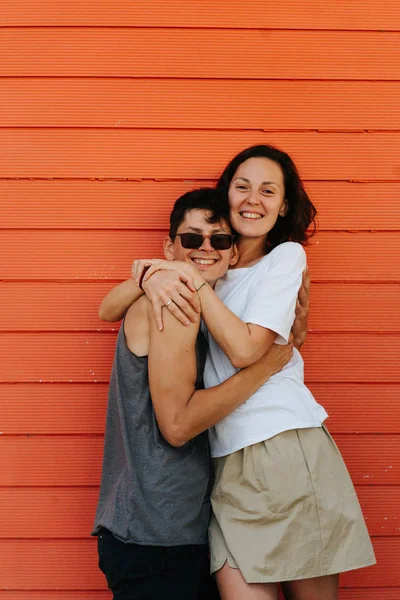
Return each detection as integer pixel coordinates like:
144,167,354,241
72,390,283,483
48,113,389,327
92,322,212,546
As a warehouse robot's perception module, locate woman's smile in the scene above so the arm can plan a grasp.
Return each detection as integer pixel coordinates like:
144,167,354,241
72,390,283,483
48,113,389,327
239,211,264,220
228,156,286,238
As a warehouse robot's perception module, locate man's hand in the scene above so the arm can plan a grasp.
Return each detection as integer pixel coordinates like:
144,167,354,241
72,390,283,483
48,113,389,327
261,342,293,378
131,259,202,330
291,268,310,351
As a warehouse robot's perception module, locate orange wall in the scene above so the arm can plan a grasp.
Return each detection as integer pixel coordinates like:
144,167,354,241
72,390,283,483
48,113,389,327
1,2,400,598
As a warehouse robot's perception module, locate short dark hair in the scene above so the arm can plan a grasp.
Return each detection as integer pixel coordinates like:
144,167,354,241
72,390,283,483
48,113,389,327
169,187,231,238
216,144,317,252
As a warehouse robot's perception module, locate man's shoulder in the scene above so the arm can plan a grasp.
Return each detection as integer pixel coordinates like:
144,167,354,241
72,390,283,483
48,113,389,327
125,295,150,324
124,296,151,355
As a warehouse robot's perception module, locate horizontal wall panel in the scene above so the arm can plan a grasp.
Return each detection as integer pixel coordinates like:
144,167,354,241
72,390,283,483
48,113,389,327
308,284,400,332
1,485,397,538
0,538,395,588
2,283,399,333
2,231,400,282
0,332,399,383
2,29,400,79
0,539,103,590
339,593,400,600
332,435,400,485
0,595,111,600
0,487,99,538
0,283,114,331
355,487,400,536
309,384,400,433
0,436,105,486
309,182,400,231
2,180,400,231
2,130,399,181
1,383,108,434
302,333,400,383
1,332,399,383
0,434,398,486
1,590,397,600
340,539,399,586
2,79,400,130
0,382,398,435
0,180,188,230
2,383,399,435
1,1,399,30
0,333,116,383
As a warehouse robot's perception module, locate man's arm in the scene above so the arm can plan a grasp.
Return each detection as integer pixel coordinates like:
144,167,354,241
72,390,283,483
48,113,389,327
147,304,292,447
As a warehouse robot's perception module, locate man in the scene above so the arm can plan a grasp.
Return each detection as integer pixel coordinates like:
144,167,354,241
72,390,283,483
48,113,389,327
93,188,308,600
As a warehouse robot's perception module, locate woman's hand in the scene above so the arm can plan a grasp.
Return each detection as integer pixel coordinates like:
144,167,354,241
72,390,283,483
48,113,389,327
132,259,201,330
132,258,173,283
132,259,197,289
291,268,310,350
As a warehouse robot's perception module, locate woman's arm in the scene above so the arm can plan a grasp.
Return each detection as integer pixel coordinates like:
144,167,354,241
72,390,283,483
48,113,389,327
138,261,309,350
139,261,274,365
195,283,276,368
99,260,201,324
99,278,144,322
147,305,293,447
141,243,306,368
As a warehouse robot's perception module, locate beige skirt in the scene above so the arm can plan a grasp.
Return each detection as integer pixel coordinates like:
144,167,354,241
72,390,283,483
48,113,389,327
209,424,376,583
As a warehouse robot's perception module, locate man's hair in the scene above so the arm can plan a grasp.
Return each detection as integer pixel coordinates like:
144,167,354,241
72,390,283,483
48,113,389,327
169,187,232,238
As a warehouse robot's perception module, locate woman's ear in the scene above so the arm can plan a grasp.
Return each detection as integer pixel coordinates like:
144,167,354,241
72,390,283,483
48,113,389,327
163,236,175,261
229,243,240,267
279,199,288,218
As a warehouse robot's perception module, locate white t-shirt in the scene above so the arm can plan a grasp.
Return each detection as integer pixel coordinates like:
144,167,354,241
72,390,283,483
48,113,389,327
204,242,328,458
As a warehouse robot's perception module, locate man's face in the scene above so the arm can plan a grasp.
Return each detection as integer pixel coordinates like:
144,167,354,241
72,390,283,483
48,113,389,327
164,209,238,283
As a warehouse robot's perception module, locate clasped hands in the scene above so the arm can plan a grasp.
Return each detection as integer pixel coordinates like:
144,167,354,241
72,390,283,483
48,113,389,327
131,258,310,350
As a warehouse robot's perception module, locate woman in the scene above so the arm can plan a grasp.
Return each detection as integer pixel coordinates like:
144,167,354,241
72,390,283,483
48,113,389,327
103,145,375,600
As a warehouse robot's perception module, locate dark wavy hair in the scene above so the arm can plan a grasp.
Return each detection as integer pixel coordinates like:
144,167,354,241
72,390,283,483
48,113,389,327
216,144,317,252
169,187,231,238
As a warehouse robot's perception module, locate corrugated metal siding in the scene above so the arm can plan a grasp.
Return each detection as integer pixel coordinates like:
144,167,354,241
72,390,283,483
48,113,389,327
1,1,399,597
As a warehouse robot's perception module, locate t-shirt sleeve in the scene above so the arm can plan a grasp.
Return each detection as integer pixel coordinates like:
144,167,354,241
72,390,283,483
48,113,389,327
243,242,306,344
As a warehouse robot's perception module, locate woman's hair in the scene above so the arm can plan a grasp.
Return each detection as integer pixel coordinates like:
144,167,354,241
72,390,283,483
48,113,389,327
216,144,317,252
169,187,231,238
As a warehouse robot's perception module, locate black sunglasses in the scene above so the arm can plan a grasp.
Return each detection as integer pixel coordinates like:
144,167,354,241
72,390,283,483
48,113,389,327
173,232,234,250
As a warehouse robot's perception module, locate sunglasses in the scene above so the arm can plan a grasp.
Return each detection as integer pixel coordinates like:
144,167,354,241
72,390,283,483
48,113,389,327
173,232,234,250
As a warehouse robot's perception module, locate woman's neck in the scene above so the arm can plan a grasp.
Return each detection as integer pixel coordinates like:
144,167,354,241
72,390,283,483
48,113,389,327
234,236,267,268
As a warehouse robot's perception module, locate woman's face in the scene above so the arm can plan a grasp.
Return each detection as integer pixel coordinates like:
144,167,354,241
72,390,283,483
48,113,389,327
228,157,287,239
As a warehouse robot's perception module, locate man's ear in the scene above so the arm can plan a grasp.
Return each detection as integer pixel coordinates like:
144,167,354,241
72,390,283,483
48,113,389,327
279,200,288,218
163,236,175,261
229,243,240,267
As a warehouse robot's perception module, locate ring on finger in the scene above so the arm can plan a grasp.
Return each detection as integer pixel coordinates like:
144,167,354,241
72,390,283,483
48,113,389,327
165,299,173,307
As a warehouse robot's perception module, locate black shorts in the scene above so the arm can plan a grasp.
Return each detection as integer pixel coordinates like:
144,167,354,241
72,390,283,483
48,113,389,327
97,528,220,600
